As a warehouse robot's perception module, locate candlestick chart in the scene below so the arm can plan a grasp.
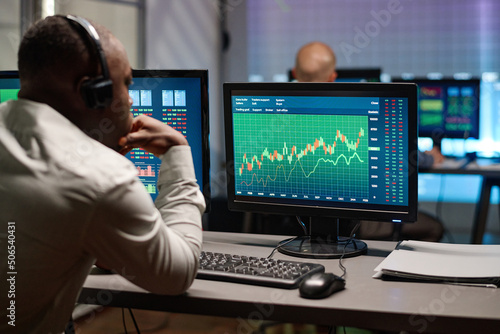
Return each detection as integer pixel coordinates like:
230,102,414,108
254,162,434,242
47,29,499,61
233,113,369,199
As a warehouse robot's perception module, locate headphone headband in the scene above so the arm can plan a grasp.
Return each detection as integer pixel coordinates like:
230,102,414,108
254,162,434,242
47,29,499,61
65,15,110,79
64,15,113,109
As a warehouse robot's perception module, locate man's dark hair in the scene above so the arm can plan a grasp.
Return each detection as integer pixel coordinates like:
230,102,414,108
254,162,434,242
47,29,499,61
18,15,107,81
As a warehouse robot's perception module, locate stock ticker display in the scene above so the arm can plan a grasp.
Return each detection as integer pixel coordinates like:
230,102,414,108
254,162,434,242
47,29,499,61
407,79,480,140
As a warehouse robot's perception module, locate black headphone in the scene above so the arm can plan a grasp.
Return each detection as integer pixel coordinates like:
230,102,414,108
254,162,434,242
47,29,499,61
65,15,113,109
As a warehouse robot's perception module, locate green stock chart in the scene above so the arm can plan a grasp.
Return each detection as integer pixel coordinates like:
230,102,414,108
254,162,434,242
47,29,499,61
233,113,369,200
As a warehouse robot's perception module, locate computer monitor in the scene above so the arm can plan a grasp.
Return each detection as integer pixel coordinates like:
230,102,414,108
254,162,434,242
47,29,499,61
0,70,211,211
128,69,210,210
224,82,418,259
0,71,20,103
335,68,381,82
287,68,381,83
393,78,480,142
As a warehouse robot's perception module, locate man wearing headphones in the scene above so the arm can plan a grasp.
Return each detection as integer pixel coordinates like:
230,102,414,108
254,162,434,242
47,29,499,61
0,15,204,333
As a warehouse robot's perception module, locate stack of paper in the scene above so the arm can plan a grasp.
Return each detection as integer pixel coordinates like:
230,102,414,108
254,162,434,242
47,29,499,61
373,240,500,288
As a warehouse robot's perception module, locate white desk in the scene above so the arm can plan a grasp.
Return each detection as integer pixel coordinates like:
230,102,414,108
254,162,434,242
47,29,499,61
79,231,500,333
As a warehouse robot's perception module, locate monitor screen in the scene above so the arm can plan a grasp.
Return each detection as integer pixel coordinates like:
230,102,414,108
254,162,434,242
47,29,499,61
0,71,20,103
335,68,381,83
224,82,418,258
393,78,480,140
129,70,210,210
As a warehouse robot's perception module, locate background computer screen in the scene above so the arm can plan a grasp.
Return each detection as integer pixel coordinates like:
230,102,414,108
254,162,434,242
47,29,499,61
393,78,480,140
335,68,381,83
0,70,210,210
224,82,418,220
0,71,20,103
129,69,210,209
287,68,381,83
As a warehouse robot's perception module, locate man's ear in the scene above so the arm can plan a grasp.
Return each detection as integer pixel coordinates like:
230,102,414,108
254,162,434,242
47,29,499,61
291,67,297,80
329,71,337,83
75,76,91,107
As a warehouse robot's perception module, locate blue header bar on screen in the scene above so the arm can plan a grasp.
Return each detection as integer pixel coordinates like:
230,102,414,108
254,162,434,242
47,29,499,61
232,96,378,113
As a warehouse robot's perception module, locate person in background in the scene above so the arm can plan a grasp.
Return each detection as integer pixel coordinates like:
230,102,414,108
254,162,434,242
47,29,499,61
292,41,337,83
419,146,445,169
0,15,204,333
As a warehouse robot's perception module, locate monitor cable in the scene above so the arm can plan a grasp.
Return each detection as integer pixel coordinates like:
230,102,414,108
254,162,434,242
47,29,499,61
295,215,308,235
122,307,141,334
266,236,300,259
266,216,308,259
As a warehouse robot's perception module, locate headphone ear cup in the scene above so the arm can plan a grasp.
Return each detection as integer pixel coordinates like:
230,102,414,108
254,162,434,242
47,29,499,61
81,77,113,109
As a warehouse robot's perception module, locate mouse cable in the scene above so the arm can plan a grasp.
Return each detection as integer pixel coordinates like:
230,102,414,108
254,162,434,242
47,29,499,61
338,222,361,279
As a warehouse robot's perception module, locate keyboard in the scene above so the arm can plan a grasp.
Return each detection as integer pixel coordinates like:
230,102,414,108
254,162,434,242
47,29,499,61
196,251,325,288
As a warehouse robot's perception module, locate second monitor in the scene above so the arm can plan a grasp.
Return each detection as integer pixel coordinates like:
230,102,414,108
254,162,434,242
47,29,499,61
224,82,418,258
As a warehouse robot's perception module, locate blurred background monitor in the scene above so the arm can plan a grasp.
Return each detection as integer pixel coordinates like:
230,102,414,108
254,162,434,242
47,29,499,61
335,68,381,82
393,77,480,142
287,68,381,83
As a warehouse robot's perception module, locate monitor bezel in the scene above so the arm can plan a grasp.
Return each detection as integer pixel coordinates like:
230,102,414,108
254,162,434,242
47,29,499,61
0,70,19,79
392,77,481,140
131,69,211,211
0,70,20,103
224,82,418,223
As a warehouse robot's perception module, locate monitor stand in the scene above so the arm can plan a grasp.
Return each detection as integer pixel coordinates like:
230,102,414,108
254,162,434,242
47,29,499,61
277,216,367,259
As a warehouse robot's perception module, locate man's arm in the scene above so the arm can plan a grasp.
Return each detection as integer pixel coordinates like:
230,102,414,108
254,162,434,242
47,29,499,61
85,116,205,295
118,114,188,156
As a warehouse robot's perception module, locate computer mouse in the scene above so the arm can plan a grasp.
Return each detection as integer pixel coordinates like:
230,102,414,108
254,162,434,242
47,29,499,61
299,273,345,299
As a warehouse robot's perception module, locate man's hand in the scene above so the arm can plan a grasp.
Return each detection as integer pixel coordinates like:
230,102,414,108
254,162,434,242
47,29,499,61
118,115,188,157
426,146,445,167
